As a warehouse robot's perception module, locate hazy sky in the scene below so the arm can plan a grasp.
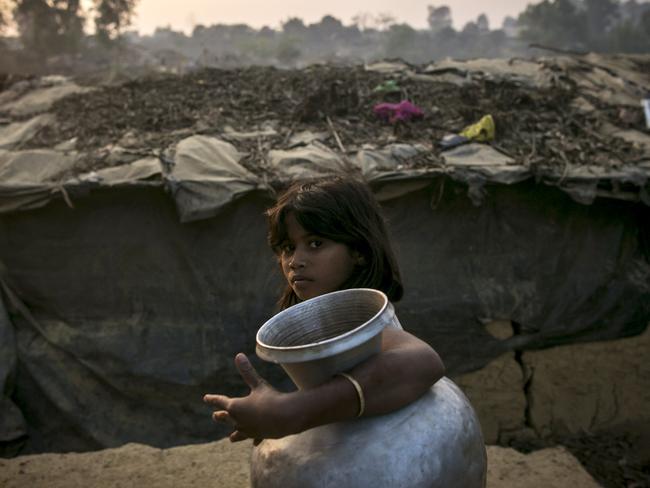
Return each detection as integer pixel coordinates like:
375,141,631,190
130,0,535,34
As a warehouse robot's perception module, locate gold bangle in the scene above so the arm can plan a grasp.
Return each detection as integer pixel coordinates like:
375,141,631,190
337,372,365,417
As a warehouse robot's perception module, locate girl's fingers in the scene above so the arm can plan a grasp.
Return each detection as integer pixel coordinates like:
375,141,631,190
212,410,233,425
234,353,263,389
203,394,230,408
229,430,249,442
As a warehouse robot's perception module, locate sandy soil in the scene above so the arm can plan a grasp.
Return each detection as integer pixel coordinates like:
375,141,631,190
0,439,602,488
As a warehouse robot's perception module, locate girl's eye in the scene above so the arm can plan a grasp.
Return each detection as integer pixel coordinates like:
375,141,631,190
280,243,294,254
309,240,323,248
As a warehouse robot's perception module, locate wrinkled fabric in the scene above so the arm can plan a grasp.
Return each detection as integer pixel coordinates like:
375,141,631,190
373,101,425,123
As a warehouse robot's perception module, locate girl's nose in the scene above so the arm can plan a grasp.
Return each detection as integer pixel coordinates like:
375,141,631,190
289,257,306,269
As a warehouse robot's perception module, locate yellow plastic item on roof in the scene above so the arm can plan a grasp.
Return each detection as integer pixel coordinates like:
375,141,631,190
460,115,495,142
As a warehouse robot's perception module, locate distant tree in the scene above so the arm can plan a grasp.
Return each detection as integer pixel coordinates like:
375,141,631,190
608,18,647,51
501,15,519,37
374,12,396,31
427,5,452,32
93,0,138,45
422,23,453,60
352,11,373,31
518,0,649,52
238,34,274,61
584,0,619,32
633,7,650,47
258,25,275,38
151,25,188,48
518,0,587,49
192,24,205,37
619,0,648,25
13,0,84,58
226,23,255,41
384,23,426,60
460,20,480,39
605,0,650,52
282,17,307,36
316,15,343,31
276,36,301,66
583,0,619,49
308,14,346,42
476,13,489,33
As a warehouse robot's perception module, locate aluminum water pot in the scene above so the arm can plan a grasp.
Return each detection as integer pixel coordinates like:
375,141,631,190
256,288,397,388
252,288,487,488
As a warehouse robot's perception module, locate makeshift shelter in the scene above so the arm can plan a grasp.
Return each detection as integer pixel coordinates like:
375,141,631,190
1,54,649,455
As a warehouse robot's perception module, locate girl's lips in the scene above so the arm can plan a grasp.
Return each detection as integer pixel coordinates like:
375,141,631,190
291,276,311,284
291,278,313,290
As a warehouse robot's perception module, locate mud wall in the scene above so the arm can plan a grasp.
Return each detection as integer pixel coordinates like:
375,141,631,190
453,323,650,451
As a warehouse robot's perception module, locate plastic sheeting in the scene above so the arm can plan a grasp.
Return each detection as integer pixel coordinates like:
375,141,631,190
0,187,279,453
2,135,648,218
0,149,80,184
0,279,25,446
0,115,55,150
82,157,162,186
165,135,260,222
0,79,93,117
267,141,349,179
0,179,648,455
0,149,82,214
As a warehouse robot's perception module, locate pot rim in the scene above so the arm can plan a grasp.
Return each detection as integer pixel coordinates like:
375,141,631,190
256,288,390,364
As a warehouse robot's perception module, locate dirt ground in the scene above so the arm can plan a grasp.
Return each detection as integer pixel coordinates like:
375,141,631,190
0,438,603,488
506,432,650,488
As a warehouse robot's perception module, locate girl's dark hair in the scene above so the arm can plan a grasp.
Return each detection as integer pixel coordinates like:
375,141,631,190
266,176,403,309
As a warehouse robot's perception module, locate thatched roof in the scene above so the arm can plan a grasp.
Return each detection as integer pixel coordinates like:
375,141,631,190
1,53,649,220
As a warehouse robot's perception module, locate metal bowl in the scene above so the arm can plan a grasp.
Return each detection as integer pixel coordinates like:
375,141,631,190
256,288,400,389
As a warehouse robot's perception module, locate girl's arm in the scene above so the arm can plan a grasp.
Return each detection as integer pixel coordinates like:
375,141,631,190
203,329,445,443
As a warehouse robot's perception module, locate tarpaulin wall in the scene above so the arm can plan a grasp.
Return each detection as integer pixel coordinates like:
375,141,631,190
0,186,280,454
0,178,648,455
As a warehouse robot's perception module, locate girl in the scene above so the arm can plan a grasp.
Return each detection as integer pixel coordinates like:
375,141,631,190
203,176,445,444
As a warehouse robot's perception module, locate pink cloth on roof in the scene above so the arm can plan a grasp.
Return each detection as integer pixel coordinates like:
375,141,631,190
373,100,424,123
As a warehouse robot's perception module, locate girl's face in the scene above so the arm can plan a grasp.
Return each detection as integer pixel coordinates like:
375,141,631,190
280,213,362,301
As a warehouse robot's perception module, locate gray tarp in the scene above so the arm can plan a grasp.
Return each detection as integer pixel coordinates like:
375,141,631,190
0,115,56,150
0,187,278,453
166,135,260,222
2,135,648,217
0,278,25,446
0,77,93,117
0,177,648,454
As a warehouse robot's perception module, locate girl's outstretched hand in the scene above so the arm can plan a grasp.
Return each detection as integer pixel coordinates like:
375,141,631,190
203,330,444,445
203,353,299,445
